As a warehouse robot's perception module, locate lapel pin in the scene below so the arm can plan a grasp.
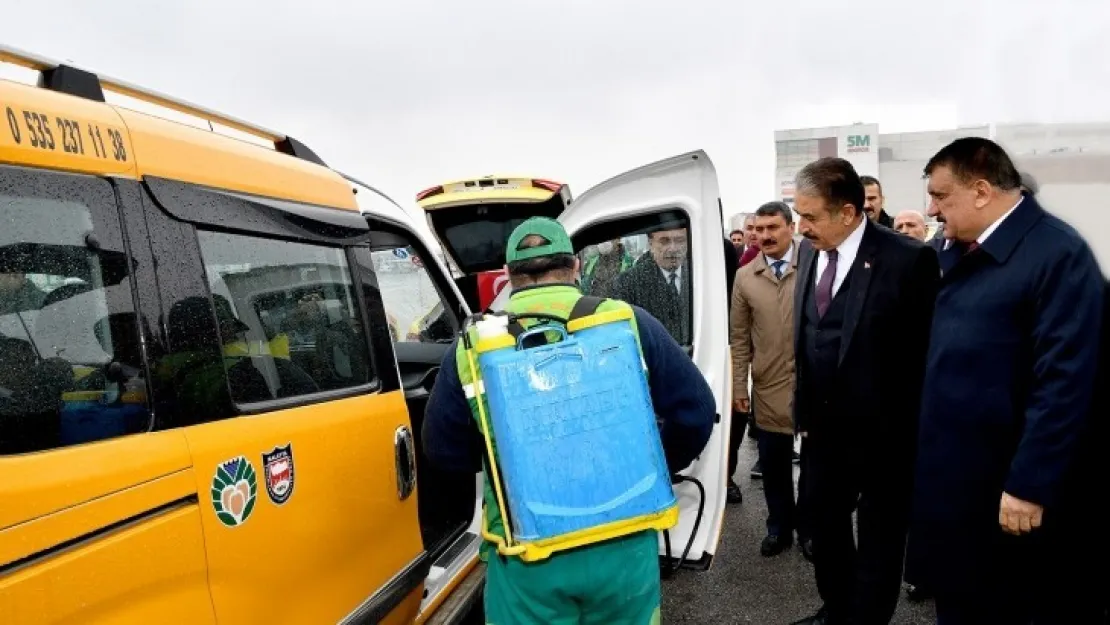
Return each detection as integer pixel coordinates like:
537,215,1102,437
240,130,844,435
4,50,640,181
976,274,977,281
864,261,871,269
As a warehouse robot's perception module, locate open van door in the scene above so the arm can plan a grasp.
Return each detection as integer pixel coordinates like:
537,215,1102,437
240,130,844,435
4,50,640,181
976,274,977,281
345,175,486,622
557,150,730,571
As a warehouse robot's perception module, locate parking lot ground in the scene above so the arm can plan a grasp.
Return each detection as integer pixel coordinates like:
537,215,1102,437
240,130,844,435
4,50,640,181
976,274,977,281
660,436,935,624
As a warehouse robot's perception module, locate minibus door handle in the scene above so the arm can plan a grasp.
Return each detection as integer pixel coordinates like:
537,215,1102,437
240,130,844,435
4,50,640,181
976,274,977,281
394,426,417,500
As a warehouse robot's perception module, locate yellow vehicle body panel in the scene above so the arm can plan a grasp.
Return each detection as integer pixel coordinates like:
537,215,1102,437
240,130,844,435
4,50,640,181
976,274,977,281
0,505,216,625
0,80,137,179
432,174,537,188
182,390,424,624
0,78,356,211
117,107,357,210
0,467,196,567
418,175,558,210
0,430,193,532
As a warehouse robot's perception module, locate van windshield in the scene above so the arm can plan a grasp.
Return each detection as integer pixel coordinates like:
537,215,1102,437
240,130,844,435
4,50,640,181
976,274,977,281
428,196,564,274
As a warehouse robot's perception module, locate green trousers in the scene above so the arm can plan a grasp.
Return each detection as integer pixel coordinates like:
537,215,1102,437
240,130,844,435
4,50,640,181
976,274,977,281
483,531,662,625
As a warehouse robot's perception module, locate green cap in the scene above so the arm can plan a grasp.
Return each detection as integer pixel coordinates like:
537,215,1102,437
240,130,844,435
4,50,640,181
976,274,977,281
505,217,574,264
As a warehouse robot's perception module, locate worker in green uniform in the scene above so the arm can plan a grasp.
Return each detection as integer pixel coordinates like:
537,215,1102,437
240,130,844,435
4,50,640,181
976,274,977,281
422,217,716,625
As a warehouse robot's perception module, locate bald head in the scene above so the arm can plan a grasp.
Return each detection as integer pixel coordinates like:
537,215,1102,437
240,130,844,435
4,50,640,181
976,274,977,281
893,210,927,241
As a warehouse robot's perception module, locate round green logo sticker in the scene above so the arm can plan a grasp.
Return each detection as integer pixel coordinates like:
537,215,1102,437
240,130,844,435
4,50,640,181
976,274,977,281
211,456,258,528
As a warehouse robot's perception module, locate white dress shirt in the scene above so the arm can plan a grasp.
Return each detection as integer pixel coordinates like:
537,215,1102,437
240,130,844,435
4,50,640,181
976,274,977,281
659,265,683,293
942,196,1025,250
765,244,794,277
815,217,866,297
978,196,1024,245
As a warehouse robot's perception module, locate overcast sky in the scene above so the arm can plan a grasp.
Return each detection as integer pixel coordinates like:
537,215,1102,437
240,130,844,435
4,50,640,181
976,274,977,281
6,0,1109,223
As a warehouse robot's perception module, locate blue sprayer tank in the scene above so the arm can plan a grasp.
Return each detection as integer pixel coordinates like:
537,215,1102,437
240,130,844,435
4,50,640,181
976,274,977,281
473,305,678,561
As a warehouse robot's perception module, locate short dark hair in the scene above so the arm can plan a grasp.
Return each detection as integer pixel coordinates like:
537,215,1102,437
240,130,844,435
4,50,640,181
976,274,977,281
924,137,1022,191
754,201,793,224
795,157,866,218
859,175,882,194
729,229,743,237
506,234,575,278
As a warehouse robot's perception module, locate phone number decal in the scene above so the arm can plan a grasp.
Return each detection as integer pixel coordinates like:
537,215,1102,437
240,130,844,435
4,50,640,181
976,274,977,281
5,105,128,162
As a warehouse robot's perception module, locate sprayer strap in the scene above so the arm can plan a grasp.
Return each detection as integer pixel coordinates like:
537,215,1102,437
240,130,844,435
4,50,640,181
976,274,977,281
503,295,607,339
568,295,605,322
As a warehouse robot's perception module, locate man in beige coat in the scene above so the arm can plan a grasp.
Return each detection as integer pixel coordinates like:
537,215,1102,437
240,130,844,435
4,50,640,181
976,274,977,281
730,201,810,558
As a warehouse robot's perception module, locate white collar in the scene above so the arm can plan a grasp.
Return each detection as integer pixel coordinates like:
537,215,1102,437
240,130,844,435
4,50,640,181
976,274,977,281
941,196,1024,250
978,196,1024,245
832,217,867,260
764,243,794,266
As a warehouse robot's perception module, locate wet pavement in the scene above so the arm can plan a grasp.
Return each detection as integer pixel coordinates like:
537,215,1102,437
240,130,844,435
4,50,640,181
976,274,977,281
660,435,935,625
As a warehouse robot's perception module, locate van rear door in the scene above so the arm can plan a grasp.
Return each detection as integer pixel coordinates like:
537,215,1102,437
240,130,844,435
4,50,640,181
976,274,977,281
419,177,571,311
555,151,731,572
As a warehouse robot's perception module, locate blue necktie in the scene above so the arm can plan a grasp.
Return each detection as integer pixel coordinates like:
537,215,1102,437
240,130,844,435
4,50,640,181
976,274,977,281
772,260,785,279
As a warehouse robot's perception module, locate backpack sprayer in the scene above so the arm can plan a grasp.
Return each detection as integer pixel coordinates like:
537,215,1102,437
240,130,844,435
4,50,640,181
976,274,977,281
459,298,685,563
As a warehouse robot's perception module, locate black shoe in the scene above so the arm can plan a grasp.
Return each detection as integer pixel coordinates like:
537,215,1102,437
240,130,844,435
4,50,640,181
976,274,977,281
760,533,792,557
799,536,815,562
791,606,831,625
727,479,743,504
750,461,763,479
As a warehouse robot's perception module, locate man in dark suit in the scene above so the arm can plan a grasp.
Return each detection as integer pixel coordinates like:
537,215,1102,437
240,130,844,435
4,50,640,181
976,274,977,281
724,236,741,312
909,138,1104,624
789,158,939,625
724,234,748,504
610,227,691,345
860,175,894,229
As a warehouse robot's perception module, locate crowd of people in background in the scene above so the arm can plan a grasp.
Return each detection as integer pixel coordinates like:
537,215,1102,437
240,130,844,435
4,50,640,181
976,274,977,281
726,137,1107,625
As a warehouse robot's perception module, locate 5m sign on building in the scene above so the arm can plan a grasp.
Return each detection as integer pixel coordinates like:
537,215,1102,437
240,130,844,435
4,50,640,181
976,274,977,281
837,124,879,176
846,134,872,152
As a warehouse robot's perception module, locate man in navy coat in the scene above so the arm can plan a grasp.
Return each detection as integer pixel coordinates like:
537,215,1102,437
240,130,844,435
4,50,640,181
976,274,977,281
909,137,1105,624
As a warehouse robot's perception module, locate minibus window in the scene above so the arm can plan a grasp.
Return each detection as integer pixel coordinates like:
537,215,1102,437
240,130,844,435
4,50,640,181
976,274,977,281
373,245,457,344
0,167,149,454
196,231,375,404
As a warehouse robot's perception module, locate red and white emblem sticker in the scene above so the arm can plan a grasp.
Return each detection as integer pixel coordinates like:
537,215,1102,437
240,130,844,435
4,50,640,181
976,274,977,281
261,444,295,506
